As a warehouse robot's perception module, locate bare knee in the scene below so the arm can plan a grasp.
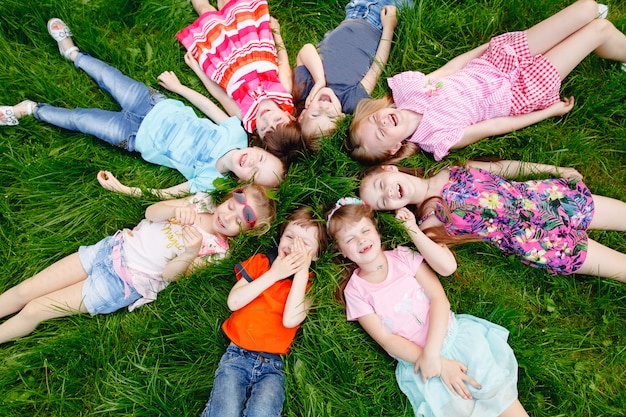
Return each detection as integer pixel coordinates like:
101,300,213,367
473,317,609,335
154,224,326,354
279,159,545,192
577,0,600,19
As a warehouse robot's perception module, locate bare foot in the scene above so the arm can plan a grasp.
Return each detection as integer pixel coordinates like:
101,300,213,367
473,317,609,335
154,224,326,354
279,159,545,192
191,0,216,15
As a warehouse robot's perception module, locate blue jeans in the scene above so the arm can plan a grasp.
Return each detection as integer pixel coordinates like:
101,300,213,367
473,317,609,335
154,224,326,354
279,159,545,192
345,0,412,32
201,343,285,417
34,53,165,151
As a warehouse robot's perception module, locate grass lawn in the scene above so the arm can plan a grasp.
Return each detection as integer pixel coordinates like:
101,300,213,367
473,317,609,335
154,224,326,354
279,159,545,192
0,0,625,416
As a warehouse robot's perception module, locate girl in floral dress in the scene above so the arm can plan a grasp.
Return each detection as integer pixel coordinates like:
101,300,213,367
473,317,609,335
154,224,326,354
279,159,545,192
177,0,298,150
359,160,626,281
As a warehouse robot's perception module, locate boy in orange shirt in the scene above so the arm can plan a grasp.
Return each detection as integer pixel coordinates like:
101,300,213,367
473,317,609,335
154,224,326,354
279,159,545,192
200,207,328,417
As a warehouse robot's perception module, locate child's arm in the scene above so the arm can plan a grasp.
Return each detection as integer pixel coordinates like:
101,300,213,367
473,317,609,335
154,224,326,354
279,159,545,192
97,171,191,199
282,238,313,328
458,97,575,149
270,17,294,94
157,71,229,124
412,262,451,380
466,159,583,180
296,43,326,106
396,207,457,276
426,43,489,79
358,310,480,399
360,6,398,95
227,246,308,311
144,195,194,222
184,51,242,119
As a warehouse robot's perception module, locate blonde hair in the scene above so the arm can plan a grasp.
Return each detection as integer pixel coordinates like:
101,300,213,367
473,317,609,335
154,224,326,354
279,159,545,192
299,114,346,153
349,97,419,165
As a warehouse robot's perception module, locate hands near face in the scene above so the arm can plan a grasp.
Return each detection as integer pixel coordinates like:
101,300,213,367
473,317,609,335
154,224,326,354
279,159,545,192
271,237,312,281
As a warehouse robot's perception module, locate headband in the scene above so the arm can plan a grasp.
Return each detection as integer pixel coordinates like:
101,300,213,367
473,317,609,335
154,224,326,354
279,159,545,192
326,197,366,229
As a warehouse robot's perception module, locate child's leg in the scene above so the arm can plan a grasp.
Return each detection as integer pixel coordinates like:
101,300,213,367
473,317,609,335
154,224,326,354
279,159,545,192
577,239,626,282
192,0,217,15
244,368,285,417
201,348,250,417
525,0,598,57
588,195,626,231
0,253,89,343
499,399,529,417
543,19,626,79
73,53,158,116
0,253,87,319
34,104,139,149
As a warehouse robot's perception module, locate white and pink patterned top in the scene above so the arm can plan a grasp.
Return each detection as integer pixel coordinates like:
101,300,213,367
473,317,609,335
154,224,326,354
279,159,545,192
119,193,229,311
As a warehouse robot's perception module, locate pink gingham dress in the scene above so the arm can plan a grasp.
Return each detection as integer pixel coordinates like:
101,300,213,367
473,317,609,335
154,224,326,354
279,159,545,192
390,31,561,161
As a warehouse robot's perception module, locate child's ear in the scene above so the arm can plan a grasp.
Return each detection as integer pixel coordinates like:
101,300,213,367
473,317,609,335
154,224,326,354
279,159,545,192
381,165,398,172
389,141,403,156
286,112,296,121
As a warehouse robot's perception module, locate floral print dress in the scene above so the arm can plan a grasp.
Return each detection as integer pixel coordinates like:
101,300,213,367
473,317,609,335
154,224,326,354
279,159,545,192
435,166,594,275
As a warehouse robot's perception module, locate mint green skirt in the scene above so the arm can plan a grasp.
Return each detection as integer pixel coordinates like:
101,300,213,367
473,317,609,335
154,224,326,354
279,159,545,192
395,314,518,417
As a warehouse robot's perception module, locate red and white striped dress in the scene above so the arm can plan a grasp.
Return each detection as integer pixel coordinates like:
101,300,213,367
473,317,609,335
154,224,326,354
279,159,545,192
390,31,561,161
176,0,294,133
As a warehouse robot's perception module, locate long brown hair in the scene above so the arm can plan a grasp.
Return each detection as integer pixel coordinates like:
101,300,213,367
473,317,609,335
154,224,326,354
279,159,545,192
326,203,378,306
348,97,420,165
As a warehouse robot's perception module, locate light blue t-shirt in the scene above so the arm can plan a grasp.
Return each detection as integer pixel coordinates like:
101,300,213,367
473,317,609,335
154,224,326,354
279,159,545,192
135,99,248,193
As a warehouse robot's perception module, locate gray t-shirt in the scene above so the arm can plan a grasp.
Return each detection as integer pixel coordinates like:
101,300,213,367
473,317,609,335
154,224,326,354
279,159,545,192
294,19,381,114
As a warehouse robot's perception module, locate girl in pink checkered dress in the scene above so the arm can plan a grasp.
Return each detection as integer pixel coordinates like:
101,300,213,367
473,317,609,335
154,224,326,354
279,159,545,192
348,0,626,165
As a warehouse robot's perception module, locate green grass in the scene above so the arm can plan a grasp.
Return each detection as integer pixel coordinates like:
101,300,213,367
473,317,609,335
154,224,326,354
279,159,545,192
1,0,625,415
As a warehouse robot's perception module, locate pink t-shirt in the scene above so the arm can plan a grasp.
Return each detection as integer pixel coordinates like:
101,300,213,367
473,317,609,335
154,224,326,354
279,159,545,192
389,66,511,161
344,246,452,352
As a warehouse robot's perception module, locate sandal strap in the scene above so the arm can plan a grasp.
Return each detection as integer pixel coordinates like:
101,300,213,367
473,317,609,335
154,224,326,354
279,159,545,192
61,45,80,60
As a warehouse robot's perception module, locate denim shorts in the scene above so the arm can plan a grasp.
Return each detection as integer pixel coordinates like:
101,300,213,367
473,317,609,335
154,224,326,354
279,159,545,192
78,236,141,315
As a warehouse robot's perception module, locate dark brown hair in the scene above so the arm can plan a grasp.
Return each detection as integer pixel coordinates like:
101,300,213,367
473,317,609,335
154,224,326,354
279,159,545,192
262,120,308,166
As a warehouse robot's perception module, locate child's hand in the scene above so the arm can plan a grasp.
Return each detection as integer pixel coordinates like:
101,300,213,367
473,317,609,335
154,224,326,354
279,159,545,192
293,236,313,273
551,96,575,116
439,357,481,400
184,51,202,75
557,167,583,180
380,6,398,31
157,71,183,92
396,207,418,230
181,225,202,256
175,207,197,226
272,245,307,281
269,16,281,33
414,351,442,382
304,81,326,108
97,171,130,194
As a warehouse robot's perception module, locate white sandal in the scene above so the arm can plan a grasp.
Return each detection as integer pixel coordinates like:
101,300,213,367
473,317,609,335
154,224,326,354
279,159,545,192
47,18,79,60
0,100,36,126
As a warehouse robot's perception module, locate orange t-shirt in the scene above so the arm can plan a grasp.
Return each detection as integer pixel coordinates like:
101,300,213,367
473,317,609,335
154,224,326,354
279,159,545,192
221,253,309,355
